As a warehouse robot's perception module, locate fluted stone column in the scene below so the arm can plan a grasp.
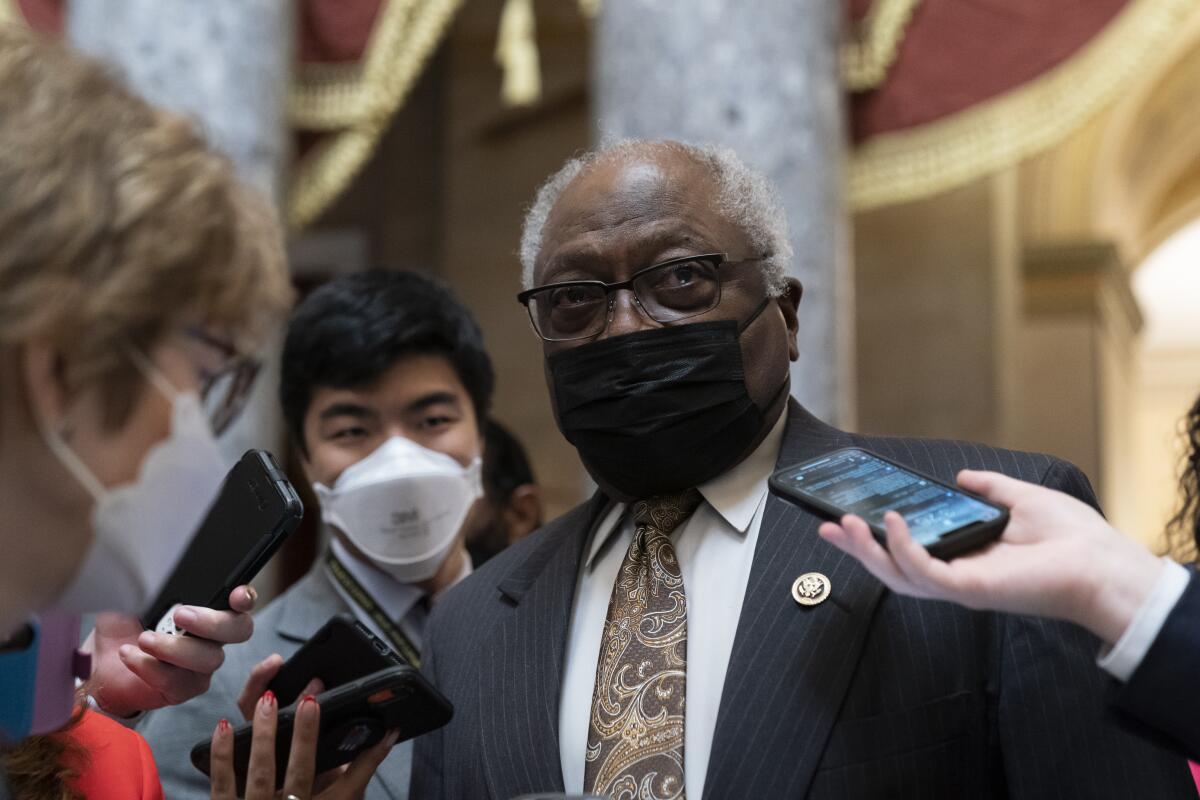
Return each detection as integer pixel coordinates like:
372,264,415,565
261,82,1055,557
595,0,852,424
67,1,293,459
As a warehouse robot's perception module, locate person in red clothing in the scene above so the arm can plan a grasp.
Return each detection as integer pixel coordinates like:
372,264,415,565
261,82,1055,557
68,710,164,800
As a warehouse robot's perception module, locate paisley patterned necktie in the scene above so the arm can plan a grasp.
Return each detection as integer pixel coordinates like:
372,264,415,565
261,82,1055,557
584,489,703,800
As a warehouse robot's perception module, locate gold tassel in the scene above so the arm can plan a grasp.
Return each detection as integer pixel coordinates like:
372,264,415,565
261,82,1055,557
496,0,541,106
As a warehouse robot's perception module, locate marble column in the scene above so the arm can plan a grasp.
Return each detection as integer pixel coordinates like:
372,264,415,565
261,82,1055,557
67,1,293,460
595,0,852,424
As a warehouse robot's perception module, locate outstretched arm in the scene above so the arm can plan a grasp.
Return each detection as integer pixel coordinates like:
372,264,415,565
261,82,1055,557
817,469,1168,645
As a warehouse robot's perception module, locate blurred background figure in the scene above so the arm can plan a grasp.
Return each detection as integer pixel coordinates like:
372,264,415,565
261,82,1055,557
464,418,543,566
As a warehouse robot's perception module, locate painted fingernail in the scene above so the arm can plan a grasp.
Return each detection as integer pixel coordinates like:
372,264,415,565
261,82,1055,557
260,690,276,709
218,718,230,733
301,694,317,706
174,607,198,627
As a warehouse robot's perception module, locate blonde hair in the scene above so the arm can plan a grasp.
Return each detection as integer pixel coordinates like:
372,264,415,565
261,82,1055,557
0,25,291,426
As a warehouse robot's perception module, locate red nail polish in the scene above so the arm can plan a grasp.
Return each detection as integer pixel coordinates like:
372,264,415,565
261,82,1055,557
218,718,230,733
301,694,317,705
261,690,275,706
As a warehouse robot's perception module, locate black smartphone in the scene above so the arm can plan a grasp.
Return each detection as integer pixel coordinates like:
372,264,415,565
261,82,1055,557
268,615,403,707
141,449,303,634
189,664,453,794
769,447,1009,559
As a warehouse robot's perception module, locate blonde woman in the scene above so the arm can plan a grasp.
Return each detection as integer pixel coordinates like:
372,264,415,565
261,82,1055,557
0,26,384,800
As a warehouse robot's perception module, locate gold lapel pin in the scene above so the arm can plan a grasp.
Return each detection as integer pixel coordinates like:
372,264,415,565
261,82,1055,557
792,572,831,607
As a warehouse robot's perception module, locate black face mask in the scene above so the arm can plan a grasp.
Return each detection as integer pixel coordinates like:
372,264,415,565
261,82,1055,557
548,298,786,499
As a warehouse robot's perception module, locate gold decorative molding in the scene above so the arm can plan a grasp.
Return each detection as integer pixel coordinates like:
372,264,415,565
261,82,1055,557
496,0,541,107
850,0,1197,211
1023,241,1144,334
843,0,920,91
288,0,463,229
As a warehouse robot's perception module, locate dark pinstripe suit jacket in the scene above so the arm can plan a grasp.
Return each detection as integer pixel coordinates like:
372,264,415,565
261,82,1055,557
413,402,1195,798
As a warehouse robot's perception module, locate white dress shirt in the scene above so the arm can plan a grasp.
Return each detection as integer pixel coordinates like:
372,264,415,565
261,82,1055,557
327,536,472,653
559,409,787,799
1097,557,1190,681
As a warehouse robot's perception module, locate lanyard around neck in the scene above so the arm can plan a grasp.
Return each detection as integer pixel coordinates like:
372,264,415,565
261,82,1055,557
324,550,422,668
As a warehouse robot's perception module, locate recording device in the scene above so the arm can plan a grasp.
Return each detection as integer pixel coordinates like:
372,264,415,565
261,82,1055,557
141,449,303,634
189,664,453,793
268,615,404,706
769,447,1009,559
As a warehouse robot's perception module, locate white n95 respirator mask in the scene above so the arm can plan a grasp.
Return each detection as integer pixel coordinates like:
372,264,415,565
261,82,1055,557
313,436,482,584
40,351,227,616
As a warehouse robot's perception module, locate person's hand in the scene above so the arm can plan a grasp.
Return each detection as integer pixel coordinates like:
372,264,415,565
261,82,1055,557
817,470,1165,645
86,585,257,718
235,653,324,722
209,690,398,800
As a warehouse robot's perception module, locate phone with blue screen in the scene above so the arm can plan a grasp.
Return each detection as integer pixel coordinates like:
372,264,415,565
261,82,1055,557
769,447,1008,559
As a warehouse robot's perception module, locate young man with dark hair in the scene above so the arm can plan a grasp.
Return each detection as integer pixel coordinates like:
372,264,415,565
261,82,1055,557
140,269,493,799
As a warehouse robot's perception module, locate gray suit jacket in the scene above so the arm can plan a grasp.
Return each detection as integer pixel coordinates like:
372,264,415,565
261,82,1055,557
413,401,1196,799
138,562,412,799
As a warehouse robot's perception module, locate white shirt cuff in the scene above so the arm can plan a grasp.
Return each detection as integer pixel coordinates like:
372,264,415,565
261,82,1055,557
1097,558,1190,682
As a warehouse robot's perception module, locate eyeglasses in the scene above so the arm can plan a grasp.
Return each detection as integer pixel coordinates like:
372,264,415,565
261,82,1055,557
517,253,764,342
185,328,262,435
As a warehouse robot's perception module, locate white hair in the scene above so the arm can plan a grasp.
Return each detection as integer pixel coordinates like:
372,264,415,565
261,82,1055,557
519,139,793,295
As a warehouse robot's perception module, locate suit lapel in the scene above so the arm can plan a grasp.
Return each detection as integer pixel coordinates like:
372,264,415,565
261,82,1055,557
702,402,885,798
478,492,610,800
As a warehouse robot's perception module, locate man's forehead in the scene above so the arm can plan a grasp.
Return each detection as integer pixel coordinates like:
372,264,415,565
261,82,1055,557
560,148,708,207
310,355,467,412
537,152,728,268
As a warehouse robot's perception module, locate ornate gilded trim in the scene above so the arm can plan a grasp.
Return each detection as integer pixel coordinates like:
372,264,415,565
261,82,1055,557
843,0,920,91
288,0,463,228
850,0,1197,211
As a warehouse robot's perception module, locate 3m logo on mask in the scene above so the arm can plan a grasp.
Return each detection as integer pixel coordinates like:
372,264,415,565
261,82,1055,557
391,508,419,526
386,507,426,539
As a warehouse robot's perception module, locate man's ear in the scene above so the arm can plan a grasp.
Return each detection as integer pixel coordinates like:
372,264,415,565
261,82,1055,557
777,278,803,362
20,338,71,432
503,483,543,543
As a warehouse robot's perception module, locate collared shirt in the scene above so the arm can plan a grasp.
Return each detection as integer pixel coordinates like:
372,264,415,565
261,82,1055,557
559,409,787,799
1097,557,1190,681
327,536,472,655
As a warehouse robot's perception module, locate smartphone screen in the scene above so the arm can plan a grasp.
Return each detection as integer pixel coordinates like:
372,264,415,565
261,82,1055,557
778,449,1003,546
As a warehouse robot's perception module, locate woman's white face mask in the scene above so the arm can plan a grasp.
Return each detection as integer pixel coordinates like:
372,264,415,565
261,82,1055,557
40,349,227,616
313,436,482,584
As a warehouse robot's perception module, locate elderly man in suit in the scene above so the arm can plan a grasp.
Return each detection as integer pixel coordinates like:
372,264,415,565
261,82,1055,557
412,140,1196,799
139,270,495,798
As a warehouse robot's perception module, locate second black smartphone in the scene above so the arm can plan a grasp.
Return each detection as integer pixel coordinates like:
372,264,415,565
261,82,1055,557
189,664,453,794
141,449,303,633
769,447,1008,559
268,615,403,706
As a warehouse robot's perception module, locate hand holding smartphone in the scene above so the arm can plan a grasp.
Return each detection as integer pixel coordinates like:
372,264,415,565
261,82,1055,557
769,447,1009,559
193,664,452,794
141,449,303,634
267,615,402,707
